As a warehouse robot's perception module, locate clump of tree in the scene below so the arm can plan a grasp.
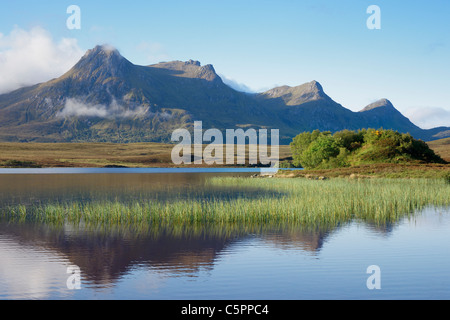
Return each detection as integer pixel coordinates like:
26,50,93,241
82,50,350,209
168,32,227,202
290,129,446,169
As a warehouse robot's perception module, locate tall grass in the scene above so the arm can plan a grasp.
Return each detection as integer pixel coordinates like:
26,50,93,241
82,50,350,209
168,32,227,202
2,177,449,228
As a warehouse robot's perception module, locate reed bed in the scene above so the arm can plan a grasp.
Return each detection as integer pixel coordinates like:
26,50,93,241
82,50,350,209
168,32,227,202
2,177,449,228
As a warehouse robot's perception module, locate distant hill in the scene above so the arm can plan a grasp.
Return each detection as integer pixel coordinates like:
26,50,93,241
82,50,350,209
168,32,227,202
427,137,450,162
0,45,448,144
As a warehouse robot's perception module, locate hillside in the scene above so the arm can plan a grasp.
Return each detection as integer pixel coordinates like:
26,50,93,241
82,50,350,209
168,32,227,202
427,137,450,162
0,45,448,144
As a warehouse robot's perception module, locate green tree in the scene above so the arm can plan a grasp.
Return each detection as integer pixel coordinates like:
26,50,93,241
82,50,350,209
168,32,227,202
297,134,339,169
290,130,323,167
333,129,364,151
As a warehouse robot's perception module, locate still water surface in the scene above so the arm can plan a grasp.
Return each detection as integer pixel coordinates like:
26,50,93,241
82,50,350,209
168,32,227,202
0,172,449,300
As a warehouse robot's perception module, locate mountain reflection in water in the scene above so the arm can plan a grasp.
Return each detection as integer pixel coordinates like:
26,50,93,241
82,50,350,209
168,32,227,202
0,219,398,289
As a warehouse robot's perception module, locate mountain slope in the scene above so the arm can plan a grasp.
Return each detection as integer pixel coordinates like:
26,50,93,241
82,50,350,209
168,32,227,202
358,99,422,133
357,99,448,141
0,46,282,142
0,45,448,143
258,81,360,137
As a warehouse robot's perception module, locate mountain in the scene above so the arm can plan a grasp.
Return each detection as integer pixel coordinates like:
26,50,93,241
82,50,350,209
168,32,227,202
0,45,448,143
259,81,360,136
357,99,448,141
358,98,422,134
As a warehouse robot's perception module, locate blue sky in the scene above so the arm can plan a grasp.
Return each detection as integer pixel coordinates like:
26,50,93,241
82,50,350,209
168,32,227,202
1,0,449,128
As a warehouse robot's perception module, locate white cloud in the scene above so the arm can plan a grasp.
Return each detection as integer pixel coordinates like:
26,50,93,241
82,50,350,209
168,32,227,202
57,98,148,119
0,26,84,94
219,74,255,93
58,98,109,118
405,107,450,129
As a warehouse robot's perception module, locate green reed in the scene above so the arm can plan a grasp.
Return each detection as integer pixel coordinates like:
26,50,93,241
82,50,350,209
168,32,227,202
2,177,449,228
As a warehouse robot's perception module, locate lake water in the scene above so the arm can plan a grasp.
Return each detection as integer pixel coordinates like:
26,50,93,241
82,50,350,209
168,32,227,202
0,171,449,300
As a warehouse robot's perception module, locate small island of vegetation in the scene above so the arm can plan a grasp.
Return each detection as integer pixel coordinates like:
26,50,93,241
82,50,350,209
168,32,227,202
279,129,449,180
289,128,446,169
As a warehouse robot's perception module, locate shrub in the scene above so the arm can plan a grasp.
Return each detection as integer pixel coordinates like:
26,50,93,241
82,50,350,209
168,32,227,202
290,130,328,167
334,129,364,151
298,135,340,169
290,128,446,169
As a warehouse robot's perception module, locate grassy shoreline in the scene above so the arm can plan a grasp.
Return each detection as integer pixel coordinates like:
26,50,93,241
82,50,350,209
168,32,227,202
276,163,450,179
0,141,448,179
3,177,449,227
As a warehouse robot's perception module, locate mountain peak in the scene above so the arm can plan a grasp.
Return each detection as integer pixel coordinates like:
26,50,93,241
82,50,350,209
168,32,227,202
309,80,324,92
66,45,133,80
150,60,221,83
81,44,124,61
261,80,328,105
360,99,395,112
91,44,119,53
185,59,201,66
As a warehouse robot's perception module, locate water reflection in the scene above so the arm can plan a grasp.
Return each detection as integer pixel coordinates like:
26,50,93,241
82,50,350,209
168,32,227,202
0,221,336,290
1,207,449,300
1,172,448,299
0,173,282,208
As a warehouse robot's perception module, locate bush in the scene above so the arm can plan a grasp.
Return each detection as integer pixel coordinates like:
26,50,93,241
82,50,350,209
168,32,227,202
290,128,446,169
334,130,364,151
290,130,322,167
301,135,340,169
